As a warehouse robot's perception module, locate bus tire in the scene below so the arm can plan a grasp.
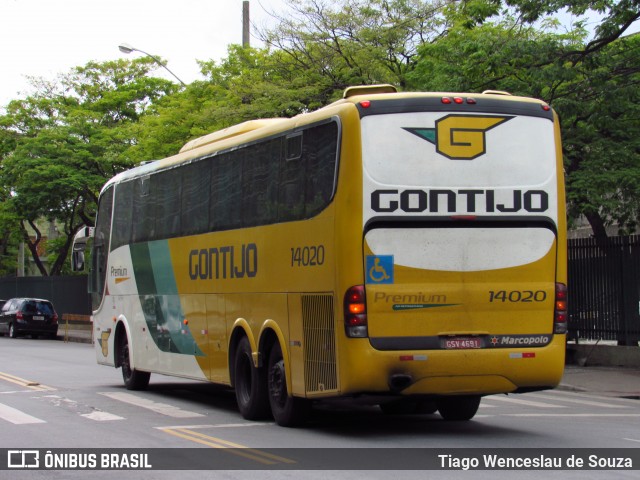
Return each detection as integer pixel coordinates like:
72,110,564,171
436,395,481,421
120,335,150,390
234,336,270,420
267,342,310,427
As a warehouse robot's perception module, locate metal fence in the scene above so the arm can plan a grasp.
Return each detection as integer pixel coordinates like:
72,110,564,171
0,275,90,318
568,235,640,345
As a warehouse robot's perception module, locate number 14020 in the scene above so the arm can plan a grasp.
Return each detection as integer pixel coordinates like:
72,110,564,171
489,290,547,302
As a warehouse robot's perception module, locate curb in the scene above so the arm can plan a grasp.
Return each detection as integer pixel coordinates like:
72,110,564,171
56,334,93,345
556,383,587,393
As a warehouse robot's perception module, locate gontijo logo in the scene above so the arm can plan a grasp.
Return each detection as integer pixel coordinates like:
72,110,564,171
403,114,512,160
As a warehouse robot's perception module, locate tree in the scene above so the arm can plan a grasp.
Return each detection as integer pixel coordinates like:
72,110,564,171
407,10,639,244
0,58,176,275
558,33,640,239
257,0,452,91
500,0,639,54
128,45,332,163
456,0,639,51
130,0,459,164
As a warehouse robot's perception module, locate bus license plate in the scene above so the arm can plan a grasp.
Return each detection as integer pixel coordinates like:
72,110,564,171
444,337,482,349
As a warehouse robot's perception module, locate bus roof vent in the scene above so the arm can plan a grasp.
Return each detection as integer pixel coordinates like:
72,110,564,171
179,118,286,153
343,84,397,99
482,90,512,96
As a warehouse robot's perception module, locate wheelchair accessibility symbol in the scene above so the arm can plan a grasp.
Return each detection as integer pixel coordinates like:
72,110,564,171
366,255,394,284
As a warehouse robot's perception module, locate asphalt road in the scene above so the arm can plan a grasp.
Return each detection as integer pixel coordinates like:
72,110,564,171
0,336,638,480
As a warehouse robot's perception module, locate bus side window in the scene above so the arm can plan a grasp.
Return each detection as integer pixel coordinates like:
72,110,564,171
285,133,302,161
210,152,242,231
182,160,211,235
279,133,306,221
112,181,133,250
154,170,181,239
132,175,153,243
91,185,113,309
243,138,281,227
304,122,338,216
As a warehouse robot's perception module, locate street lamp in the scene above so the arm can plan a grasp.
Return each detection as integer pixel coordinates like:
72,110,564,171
118,43,186,86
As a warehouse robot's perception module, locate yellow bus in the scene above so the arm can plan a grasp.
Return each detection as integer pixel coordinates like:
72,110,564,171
74,85,567,426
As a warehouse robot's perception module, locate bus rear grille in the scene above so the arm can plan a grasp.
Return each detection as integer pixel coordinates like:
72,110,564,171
301,294,337,394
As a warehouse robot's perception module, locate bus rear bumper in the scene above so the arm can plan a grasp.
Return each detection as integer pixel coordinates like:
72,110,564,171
334,337,566,398
401,374,518,396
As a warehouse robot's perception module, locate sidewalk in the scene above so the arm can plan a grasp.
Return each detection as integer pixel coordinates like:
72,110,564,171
559,365,640,398
57,327,640,398
57,325,93,344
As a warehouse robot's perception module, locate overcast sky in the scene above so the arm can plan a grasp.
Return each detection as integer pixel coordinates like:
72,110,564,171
0,0,287,106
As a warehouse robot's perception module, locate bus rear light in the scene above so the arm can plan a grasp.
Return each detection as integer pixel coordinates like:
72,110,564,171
348,303,365,314
554,283,568,334
344,285,368,338
442,97,477,105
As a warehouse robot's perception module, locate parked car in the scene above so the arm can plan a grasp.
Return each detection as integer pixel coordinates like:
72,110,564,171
0,298,59,339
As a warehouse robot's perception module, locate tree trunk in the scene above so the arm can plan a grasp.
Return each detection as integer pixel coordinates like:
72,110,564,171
584,211,610,251
21,220,49,276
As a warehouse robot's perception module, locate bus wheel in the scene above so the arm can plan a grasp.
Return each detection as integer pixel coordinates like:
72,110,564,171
436,395,481,421
234,336,270,420
120,335,150,390
267,342,310,427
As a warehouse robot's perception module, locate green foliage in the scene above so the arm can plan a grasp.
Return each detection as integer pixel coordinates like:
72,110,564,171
128,45,333,162
558,34,640,236
0,58,176,275
407,17,587,96
407,7,639,240
258,0,451,89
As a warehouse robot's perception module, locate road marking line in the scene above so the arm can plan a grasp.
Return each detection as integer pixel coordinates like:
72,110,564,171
504,413,640,417
81,411,126,421
623,438,640,444
160,427,296,465
0,402,46,424
529,393,629,408
157,423,272,430
0,372,55,392
0,390,44,395
99,392,204,418
553,390,640,404
485,396,565,408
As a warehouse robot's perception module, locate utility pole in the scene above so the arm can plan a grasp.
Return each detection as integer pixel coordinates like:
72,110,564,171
243,1,250,48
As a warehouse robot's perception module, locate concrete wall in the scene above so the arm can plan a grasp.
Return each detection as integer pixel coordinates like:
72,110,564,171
567,344,640,368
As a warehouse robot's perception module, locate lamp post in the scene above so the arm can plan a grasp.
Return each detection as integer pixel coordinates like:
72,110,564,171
118,43,186,86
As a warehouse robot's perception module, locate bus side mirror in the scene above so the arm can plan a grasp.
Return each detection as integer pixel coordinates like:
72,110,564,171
71,226,94,272
72,250,85,271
